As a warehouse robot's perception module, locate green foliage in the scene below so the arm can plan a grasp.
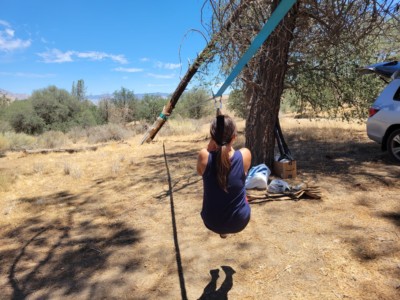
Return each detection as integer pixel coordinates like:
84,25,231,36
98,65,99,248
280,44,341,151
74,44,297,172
31,86,80,130
0,120,12,133
137,94,167,122
111,87,138,123
3,100,44,134
227,89,247,119
174,88,213,119
75,100,104,128
71,79,87,101
10,112,45,134
286,40,386,119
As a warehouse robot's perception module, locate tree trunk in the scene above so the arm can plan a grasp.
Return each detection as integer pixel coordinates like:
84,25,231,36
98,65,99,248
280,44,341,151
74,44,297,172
245,0,298,167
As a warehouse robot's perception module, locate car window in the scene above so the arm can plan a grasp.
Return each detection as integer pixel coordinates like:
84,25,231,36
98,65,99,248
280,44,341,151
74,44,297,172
394,86,400,101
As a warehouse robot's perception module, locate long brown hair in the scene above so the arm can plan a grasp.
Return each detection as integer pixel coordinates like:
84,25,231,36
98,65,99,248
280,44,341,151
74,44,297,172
210,114,237,192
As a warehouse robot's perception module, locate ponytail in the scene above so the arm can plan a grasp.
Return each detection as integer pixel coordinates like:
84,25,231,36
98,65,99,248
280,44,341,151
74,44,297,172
210,115,237,192
216,144,231,192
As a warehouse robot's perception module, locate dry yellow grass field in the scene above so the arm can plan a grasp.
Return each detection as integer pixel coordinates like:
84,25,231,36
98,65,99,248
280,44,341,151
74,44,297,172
0,115,399,299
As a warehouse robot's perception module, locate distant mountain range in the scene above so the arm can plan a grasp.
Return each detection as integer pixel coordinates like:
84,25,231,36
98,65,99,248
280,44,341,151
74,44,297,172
0,88,170,103
0,88,30,101
87,92,170,103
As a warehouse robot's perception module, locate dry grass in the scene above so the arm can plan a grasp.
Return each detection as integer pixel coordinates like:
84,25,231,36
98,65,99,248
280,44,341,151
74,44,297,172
0,115,399,299
0,172,16,192
37,131,69,149
159,117,209,137
63,162,82,179
0,132,36,151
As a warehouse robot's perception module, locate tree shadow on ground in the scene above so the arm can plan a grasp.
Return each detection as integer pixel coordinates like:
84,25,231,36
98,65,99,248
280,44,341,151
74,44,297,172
280,132,400,188
0,191,141,299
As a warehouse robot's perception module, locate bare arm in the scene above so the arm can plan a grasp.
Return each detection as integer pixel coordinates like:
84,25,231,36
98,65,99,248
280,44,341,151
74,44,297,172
239,148,252,175
197,148,209,176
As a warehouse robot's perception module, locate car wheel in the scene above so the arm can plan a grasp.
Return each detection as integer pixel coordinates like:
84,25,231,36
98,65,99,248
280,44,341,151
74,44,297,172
387,128,400,163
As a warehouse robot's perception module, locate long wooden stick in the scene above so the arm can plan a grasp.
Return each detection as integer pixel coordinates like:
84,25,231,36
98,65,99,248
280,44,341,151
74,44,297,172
140,0,255,144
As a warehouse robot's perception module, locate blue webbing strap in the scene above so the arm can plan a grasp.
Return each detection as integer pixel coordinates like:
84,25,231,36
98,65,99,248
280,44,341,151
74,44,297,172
214,0,297,97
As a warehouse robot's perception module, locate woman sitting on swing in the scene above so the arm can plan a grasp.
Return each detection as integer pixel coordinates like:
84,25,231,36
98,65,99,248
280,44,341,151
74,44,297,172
197,114,252,238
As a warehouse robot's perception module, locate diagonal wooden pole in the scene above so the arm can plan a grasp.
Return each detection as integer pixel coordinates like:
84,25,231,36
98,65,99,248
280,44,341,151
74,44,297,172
140,0,256,144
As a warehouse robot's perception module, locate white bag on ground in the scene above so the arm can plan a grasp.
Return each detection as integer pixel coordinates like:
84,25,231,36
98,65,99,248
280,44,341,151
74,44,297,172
245,164,271,189
267,179,291,194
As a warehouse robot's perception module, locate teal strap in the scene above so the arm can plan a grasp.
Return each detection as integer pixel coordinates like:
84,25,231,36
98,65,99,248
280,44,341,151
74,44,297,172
159,113,168,120
214,0,297,97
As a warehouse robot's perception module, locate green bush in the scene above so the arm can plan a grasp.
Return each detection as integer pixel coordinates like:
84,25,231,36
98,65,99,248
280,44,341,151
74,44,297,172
0,120,12,133
137,94,167,122
227,89,247,119
174,88,213,119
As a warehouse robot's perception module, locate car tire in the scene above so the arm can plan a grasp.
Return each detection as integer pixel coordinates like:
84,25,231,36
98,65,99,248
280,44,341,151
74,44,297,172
387,128,400,163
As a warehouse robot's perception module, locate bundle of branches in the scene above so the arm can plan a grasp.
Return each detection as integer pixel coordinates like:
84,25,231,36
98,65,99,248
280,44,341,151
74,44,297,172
247,182,321,203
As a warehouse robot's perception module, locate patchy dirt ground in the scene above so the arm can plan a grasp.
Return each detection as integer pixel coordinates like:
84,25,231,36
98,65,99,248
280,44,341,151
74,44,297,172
0,116,399,299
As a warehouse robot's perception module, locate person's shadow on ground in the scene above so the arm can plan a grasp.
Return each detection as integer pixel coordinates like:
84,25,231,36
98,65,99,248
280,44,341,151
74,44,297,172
198,266,235,300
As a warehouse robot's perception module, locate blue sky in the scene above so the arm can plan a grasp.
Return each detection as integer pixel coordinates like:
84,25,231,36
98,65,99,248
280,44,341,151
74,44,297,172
1,0,213,96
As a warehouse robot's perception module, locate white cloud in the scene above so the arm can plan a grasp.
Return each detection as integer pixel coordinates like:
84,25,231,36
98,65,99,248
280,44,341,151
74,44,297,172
147,73,175,79
0,21,31,52
0,20,10,27
37,48,128,64
5,29,14,37
37,48,74,63
155,61,181,70
113,67,143,73
77,51,128,64
140,57,150,62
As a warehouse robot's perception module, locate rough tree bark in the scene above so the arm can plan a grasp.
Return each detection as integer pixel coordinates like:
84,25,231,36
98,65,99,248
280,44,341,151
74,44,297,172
245,0,299,166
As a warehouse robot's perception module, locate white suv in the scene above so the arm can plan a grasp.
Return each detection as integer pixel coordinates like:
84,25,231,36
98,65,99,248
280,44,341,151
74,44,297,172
362,61,400,163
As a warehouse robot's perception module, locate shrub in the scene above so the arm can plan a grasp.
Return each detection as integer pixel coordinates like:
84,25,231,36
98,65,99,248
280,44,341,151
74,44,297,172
0,120,12,133
2,132,36,151
86,124,131,144
9,111,45,135
0,134,10,152
159,117,204,136
67,126,88,144
63,162,82,179
37,131,68,149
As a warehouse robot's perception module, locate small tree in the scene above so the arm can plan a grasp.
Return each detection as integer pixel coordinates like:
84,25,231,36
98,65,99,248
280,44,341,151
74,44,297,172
175,88,213,119
31,86,80,131
71,79,87,102
137,94,167,122
111,87,138,123
5,100,44,134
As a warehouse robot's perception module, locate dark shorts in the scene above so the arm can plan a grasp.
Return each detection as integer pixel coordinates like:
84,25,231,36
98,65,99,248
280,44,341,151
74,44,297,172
203,212,251,235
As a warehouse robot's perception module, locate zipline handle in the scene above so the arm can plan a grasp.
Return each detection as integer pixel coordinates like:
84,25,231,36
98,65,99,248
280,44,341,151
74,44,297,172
214,96,223,116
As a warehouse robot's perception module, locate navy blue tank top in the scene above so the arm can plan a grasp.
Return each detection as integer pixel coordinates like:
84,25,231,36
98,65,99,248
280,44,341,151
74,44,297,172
201,150,251,234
